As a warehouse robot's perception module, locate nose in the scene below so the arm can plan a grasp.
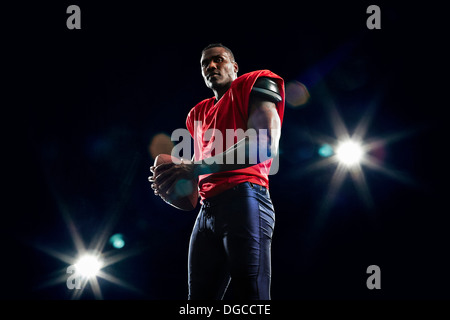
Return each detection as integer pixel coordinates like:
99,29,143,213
206,60,217,72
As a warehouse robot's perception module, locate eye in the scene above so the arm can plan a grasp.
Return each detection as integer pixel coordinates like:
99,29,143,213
214,57,224,63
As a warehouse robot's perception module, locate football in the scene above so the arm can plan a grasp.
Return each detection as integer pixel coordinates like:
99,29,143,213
153,154,198,211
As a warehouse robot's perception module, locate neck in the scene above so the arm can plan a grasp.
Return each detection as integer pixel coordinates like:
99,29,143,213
213,83,231,102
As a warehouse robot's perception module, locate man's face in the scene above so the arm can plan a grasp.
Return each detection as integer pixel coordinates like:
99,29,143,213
201,47,238,91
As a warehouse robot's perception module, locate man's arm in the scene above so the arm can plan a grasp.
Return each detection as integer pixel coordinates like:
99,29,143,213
190,94,281,174
151,79,282,196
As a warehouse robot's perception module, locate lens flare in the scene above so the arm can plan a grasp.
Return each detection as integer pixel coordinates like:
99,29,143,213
318,144,334,157
286,81,310,107
289,102,415,216
149,133,174,159
75,254,103,278
109,233,125,249
336,140,364,167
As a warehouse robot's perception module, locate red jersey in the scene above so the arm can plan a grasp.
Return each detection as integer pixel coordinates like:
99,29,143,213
186,70,285,200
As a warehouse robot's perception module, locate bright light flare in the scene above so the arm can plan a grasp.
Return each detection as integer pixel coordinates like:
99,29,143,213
33,155,145,299
336,140,364,167
75,254,103,279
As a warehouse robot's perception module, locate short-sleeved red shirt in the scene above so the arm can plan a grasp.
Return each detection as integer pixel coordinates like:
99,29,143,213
186,70,285,200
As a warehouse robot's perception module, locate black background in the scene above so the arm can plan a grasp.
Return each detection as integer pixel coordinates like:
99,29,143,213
3,0,448,306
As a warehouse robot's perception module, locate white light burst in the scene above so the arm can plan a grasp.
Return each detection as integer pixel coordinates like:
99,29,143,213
336,140,364,167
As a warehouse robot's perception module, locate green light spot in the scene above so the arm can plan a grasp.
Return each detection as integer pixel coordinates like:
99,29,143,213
109,233,125,249
318,144,334,157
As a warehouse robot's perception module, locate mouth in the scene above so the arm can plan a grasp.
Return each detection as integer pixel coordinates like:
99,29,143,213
207,72,220,80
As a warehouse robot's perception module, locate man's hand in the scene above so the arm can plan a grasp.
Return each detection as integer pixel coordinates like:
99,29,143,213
149,159,197,197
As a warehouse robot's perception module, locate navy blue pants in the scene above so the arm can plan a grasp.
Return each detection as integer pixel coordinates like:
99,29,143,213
188,182,275,300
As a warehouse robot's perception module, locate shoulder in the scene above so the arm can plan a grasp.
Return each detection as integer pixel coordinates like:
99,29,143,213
186,98,212,131
232,70,284,87
235,70,286,123
230,70,285,101
188,97,214,117
231,70,284,98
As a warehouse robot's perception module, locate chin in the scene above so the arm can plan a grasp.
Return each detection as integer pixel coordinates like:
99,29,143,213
212,80,232,91
205,79,217,89
206,82,219,91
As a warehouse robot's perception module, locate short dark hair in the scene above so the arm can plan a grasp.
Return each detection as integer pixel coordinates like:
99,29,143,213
201,43,235,62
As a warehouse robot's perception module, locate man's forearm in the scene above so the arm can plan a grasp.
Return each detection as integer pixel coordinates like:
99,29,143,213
192,133,278,177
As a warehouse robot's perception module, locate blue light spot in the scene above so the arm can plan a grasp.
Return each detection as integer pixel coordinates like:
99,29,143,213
109,233,125,249
318,144,334,157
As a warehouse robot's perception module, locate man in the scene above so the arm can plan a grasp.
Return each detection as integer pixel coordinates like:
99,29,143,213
149,43,285,300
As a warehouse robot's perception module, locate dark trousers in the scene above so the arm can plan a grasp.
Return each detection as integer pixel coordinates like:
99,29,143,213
188,182,275,300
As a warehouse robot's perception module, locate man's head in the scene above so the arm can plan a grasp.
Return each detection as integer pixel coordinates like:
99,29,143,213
200,44,239,95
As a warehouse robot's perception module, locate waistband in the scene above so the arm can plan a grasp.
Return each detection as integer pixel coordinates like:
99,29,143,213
202,182,268,206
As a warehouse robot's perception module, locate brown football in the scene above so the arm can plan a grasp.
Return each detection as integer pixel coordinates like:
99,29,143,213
153,154,198,211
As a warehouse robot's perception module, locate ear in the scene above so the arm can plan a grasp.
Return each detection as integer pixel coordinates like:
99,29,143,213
233,61,239,75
